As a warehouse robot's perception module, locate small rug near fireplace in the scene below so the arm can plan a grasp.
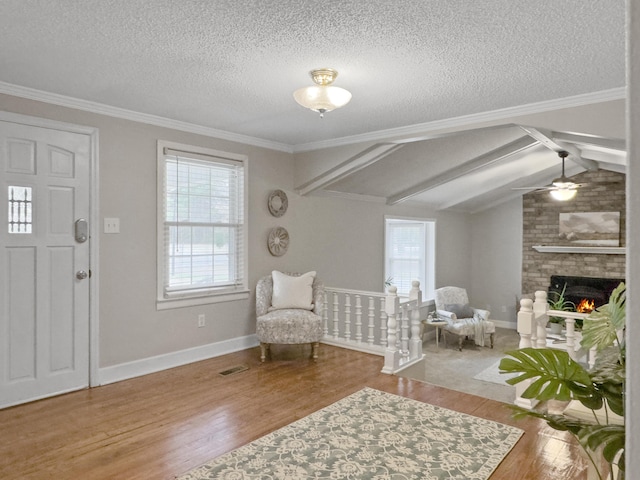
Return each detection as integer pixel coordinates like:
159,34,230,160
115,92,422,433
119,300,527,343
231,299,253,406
175,387,523,480
473,360,518,386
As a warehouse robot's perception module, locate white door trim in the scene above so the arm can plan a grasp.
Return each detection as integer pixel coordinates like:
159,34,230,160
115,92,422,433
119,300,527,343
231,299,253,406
0,110,100,388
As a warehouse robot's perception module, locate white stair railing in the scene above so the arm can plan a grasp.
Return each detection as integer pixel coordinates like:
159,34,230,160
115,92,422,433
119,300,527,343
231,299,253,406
323,282,426,374
515,290,594,408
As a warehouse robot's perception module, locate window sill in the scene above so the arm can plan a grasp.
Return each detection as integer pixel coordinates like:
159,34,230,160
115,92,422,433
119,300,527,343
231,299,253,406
156,289,250,310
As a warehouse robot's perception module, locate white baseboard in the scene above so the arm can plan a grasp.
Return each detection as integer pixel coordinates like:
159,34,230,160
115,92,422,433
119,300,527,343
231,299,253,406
97,334,259,386
491,319,516,329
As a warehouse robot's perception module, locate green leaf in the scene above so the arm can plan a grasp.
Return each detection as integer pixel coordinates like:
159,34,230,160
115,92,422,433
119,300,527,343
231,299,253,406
506,406,625,474
581,282,625,353
577,424,625,466
500,348,593,402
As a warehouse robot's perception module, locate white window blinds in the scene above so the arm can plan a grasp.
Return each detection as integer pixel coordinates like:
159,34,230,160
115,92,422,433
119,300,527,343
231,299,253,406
385,217,435,297
160,147,246,300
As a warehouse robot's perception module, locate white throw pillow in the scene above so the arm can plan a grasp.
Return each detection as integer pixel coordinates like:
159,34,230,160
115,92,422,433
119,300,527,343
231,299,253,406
270,270,316,310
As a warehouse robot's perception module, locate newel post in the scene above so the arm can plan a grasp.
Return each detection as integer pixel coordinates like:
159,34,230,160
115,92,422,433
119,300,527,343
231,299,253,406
408,280,423,359
565,318,576,361
533,290,548,349
515,297,539,409
381,286,400,374
517,298,534,349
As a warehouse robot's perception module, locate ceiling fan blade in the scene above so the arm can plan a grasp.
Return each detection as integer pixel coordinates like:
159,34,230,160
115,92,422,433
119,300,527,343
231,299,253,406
512,186,553,191
513,184,586,191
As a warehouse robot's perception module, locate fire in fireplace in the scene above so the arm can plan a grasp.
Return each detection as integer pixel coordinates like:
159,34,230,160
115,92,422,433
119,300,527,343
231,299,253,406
549,275,625,312
575,298,596,313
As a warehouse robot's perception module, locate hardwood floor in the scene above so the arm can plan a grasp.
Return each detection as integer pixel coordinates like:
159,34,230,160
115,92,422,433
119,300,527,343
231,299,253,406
0,344,588,479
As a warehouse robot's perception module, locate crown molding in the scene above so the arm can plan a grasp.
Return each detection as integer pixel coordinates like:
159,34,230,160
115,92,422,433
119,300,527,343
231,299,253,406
0,81,294,153
293,87,626,153
0,81,624,156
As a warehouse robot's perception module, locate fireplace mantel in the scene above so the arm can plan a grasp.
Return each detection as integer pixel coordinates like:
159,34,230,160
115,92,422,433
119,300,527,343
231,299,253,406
532,245,626,254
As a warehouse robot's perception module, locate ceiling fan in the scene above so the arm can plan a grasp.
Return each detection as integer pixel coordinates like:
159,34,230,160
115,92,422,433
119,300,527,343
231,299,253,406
513,150,584,200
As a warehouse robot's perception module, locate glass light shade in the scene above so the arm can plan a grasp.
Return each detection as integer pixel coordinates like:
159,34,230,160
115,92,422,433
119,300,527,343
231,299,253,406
293,85,352,113
549,188,577,201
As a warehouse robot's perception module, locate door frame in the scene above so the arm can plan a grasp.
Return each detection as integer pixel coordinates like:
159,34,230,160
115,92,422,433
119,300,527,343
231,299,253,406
0,110,100,388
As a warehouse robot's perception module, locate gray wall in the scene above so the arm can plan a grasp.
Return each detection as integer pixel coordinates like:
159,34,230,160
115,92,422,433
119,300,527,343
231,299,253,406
469,198,523,326
0,93,473,370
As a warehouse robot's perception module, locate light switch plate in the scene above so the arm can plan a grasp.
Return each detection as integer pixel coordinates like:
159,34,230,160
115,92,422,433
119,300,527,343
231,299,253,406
104,217,120,234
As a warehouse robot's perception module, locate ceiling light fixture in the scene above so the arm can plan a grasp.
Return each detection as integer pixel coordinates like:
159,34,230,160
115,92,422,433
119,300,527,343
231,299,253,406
549,151,578,201
549,185,578,201
293,68,352,118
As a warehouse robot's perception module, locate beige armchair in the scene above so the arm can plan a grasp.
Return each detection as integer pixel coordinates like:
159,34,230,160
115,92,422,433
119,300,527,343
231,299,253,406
434,286,495,351
255,271,324,362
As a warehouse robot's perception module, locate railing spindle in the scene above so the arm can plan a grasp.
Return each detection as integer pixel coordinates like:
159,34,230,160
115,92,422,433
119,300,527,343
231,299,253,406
399,303,409,356
355,295,362,342
367,296,375,345
332,292,340,338
323,293,329,336
565,318,576,360
380,297,387,348
344,294,352,341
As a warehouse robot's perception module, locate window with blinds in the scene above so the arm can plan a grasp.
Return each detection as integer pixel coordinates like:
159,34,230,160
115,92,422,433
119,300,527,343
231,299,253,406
384,217,435,298
157,142,248,307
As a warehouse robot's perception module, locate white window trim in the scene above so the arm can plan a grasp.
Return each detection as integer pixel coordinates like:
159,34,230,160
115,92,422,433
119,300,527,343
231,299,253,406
156,140,249,310
384,215,436,299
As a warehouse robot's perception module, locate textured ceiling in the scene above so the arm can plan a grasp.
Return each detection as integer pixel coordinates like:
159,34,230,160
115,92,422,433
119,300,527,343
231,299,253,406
0,0,626,149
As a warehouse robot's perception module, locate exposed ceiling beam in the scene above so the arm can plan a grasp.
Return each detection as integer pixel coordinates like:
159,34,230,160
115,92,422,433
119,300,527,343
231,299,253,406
437,161,584,211
519,126,599,171
296,143,404,196
552,131,626,152
597,163,627,174
581,148,627,166
386,136,539,205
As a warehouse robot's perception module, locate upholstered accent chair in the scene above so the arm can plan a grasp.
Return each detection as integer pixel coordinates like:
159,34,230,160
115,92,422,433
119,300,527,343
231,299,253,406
255,271,324,362
434,286,495,351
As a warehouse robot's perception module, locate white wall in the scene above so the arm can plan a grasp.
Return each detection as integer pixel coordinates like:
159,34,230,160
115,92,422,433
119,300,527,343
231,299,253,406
469,199,523,326
0,93,471,374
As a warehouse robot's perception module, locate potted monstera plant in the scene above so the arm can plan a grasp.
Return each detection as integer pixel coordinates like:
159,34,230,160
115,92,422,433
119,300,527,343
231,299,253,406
500,282,626,480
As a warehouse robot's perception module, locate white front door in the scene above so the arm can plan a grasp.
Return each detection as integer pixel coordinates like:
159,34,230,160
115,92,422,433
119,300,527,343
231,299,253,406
0,118,91,408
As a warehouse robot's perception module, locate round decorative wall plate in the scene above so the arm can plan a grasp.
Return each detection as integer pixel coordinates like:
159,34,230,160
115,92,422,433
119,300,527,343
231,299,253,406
268,189,288,217
268,226,289,256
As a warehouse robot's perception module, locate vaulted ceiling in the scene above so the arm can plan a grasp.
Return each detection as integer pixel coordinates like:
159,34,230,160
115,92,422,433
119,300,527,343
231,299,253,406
0,1,627,212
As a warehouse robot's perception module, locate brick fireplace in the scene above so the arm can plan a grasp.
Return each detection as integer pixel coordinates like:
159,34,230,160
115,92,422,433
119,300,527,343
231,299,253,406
522,168,626,296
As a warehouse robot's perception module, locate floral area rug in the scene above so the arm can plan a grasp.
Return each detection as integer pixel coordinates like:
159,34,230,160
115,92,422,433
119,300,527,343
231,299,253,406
176,387,523,480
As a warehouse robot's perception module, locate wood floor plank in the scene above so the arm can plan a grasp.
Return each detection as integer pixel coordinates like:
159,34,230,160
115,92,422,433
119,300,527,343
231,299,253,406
0,344,588,479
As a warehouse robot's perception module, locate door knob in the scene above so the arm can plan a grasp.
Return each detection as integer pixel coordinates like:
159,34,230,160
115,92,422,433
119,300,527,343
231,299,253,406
76,270,88,280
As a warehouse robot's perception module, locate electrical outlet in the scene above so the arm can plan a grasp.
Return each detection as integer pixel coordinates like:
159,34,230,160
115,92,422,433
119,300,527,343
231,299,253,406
198,314,205,328
501,305,507,313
